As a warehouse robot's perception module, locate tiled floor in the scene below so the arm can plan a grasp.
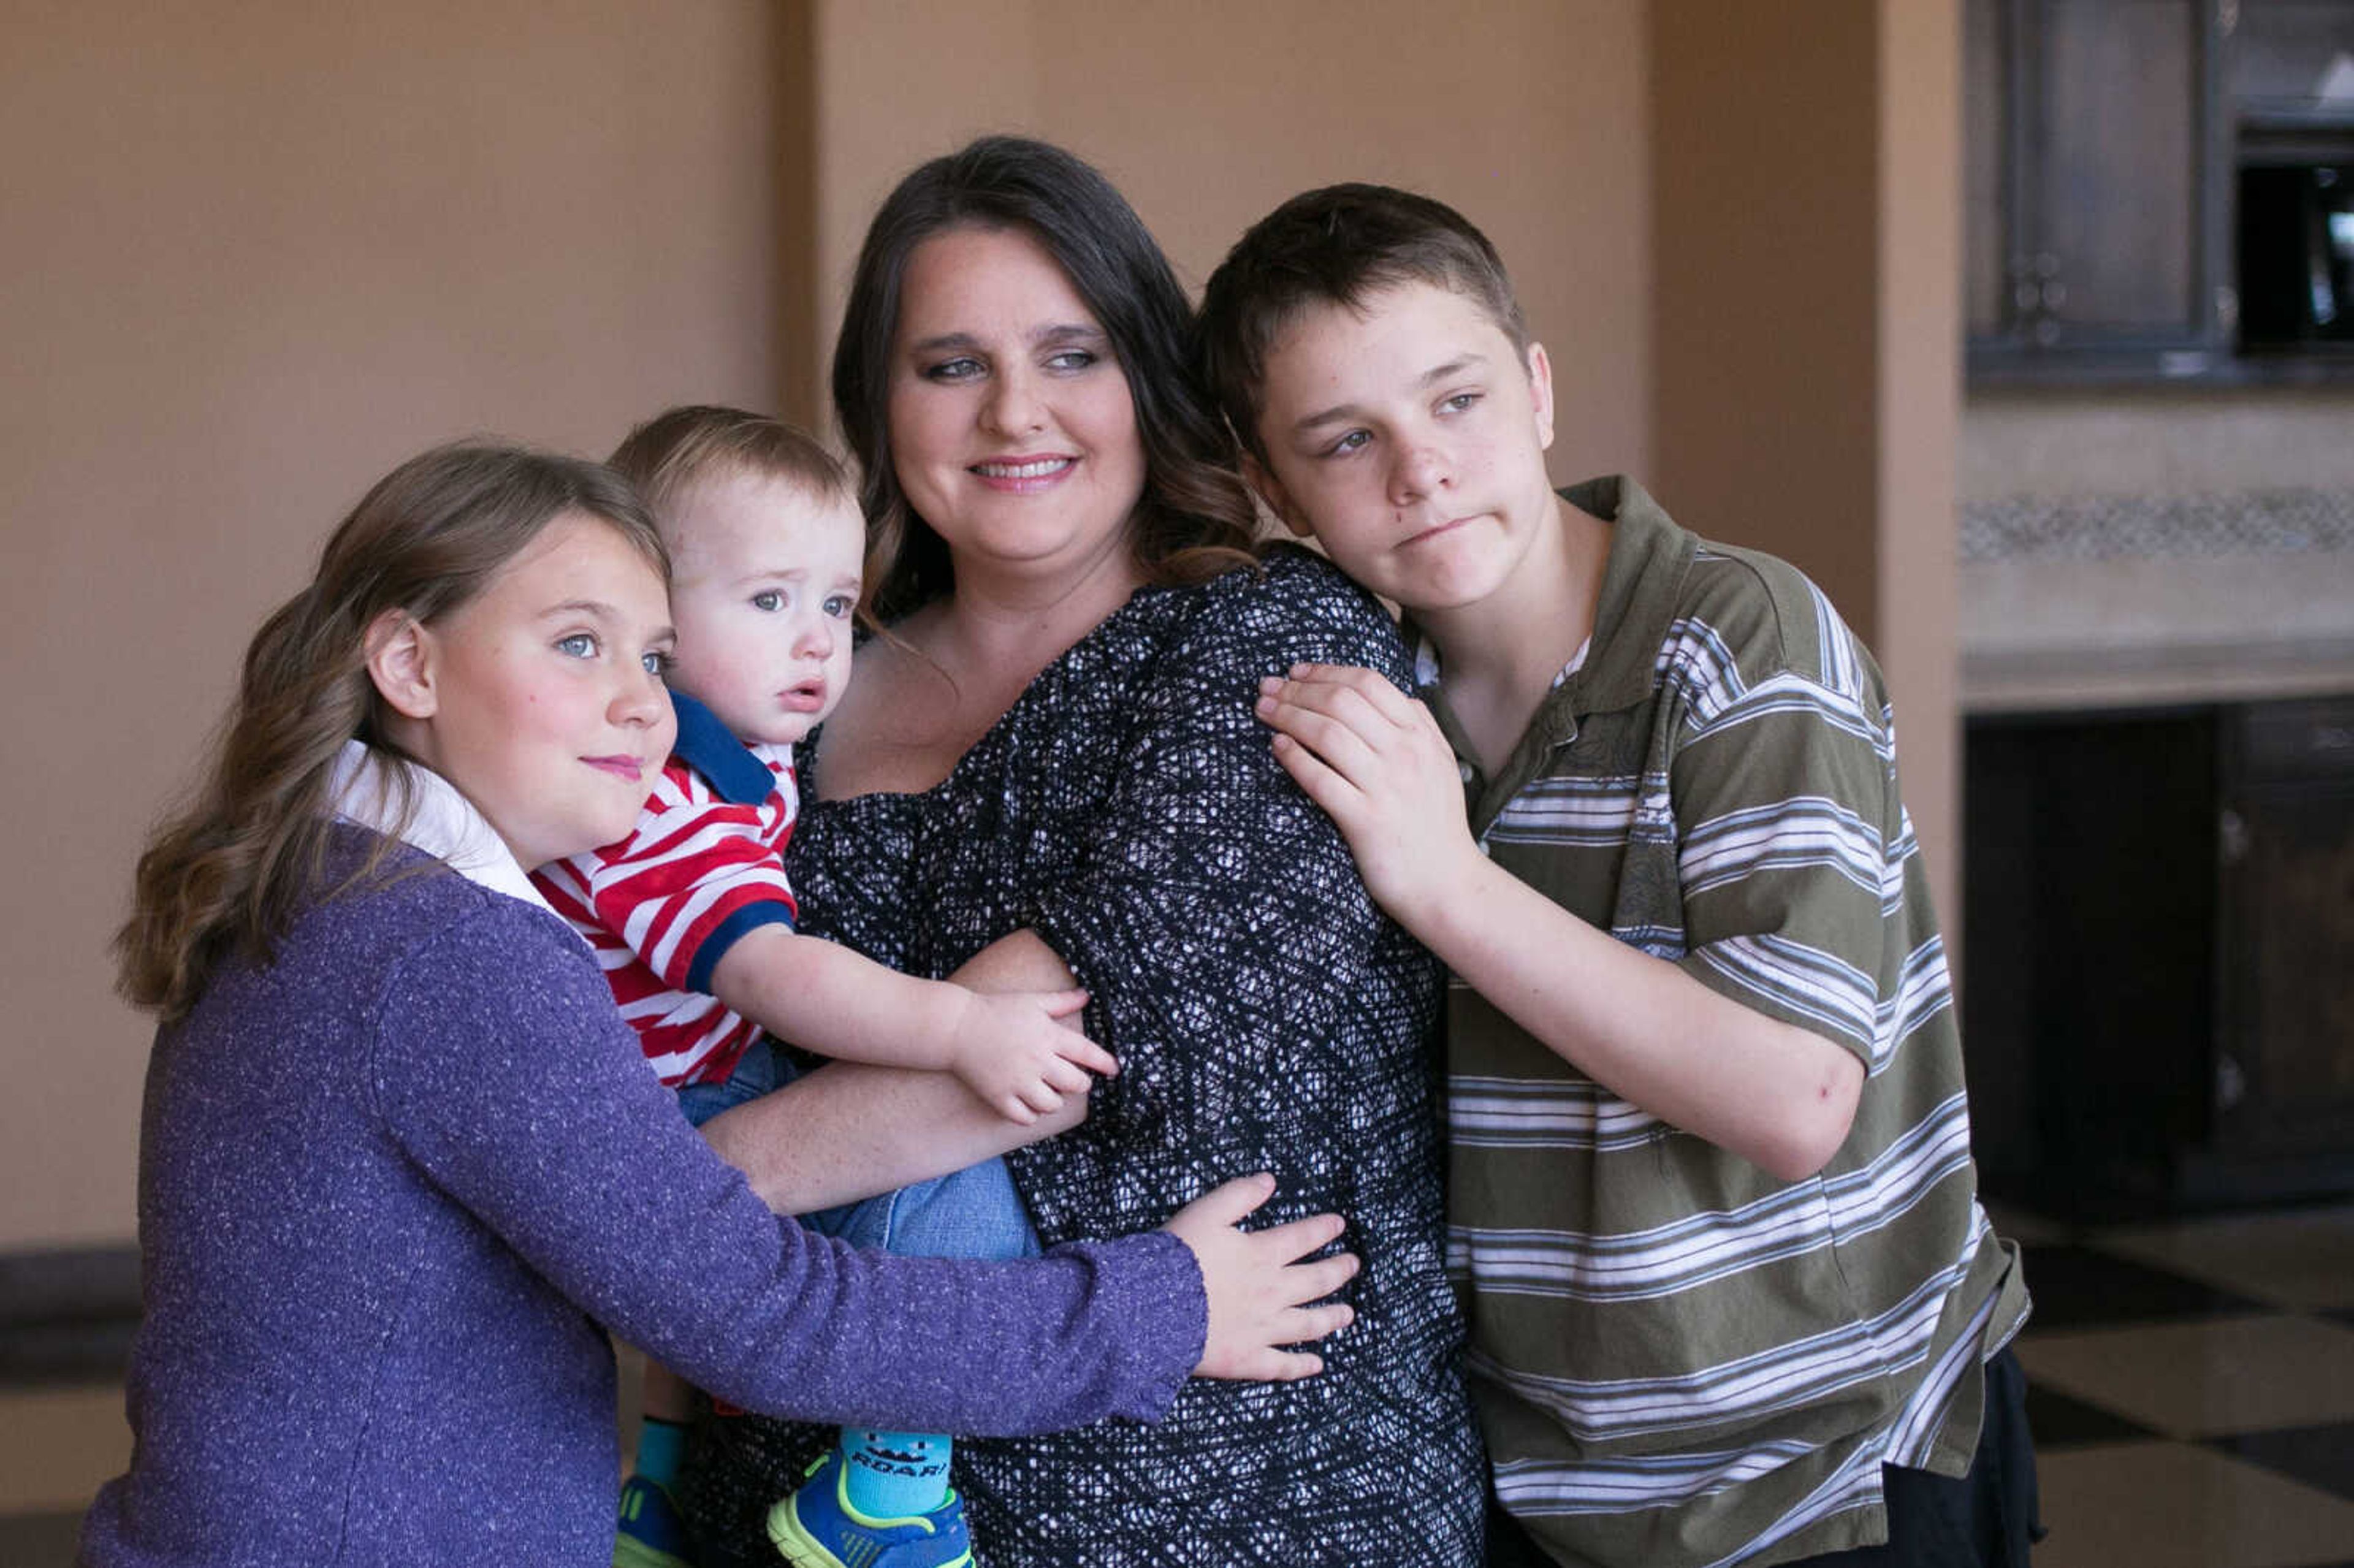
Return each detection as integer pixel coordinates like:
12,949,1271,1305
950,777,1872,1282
1995,1200,2354,1568
5,1203,2351,1566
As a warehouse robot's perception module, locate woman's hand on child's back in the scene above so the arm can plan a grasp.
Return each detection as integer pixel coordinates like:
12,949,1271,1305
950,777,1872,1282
947,986,1116,1124
1164,1173,1357,1382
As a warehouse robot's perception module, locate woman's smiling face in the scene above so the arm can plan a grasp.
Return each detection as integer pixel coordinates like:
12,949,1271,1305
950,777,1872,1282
885,224,1147,584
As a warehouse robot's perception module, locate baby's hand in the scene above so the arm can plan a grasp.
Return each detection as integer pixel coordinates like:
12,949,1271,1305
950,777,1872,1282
1255,663,1482,918
947,986,1115,1124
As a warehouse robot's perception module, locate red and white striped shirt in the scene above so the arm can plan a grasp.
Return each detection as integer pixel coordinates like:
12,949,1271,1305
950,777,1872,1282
532,691,798,1088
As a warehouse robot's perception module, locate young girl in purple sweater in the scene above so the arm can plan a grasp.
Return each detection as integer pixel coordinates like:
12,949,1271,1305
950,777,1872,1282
82,441,1358,1568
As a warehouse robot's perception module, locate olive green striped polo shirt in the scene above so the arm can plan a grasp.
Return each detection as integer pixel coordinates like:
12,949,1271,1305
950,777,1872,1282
1418,477,2028,1568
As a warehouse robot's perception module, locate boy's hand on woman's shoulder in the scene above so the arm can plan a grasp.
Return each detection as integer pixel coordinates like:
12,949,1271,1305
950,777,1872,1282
1255,663,1482,920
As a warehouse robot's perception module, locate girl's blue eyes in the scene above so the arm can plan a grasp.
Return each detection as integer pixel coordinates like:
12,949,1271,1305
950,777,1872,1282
823,595,855,619
557,632,668,676
752,590,783,612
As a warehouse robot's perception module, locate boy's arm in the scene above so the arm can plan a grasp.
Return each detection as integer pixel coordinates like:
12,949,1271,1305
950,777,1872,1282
708,924,1113,1124
700,929,1093,1212
1258,664,1862,1183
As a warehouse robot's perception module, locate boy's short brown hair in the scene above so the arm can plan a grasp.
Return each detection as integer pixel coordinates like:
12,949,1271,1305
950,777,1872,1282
1198,185,1529,463
607,405,852,530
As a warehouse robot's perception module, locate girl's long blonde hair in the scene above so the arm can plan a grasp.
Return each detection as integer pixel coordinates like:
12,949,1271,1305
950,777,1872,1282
116,441,664,1021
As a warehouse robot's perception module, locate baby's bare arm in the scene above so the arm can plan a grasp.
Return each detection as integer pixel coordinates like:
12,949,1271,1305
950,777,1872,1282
709,925,1112,1124
699,929,1092,1212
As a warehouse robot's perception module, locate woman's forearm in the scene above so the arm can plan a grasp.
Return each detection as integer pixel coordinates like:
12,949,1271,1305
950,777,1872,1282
698,928,1086,1212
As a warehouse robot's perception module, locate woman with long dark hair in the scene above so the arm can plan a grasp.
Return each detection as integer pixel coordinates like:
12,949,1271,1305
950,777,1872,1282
682,137,1485,1566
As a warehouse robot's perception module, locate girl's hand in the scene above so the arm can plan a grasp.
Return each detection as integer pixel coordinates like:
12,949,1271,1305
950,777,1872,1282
1163,1174,1358,1382
1255,663,1482,918
947,986,1116,1124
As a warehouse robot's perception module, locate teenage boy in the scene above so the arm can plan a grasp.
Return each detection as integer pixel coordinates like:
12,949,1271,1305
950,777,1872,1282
1203,187,2035,1567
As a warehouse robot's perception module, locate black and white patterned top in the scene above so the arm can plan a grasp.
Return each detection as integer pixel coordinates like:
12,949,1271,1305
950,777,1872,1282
679,547,1484,1565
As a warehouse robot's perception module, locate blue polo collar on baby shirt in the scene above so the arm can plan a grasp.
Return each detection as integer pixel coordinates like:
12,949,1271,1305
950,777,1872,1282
666,689,779,805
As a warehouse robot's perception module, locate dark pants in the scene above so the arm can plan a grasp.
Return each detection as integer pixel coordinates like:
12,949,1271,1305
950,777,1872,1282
1487,1347,2042,1568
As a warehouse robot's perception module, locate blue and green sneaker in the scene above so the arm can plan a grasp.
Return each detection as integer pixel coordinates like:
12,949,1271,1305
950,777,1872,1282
766,1450,973,1568
614,1472,699,1568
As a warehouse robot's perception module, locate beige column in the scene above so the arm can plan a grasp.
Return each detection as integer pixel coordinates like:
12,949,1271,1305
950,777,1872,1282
1650,0,1965,942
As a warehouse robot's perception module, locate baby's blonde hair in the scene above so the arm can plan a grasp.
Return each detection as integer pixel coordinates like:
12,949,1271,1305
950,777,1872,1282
608,406,851,535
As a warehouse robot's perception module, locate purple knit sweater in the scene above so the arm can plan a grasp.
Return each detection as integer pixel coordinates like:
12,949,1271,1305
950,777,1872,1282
80,833,1203,1567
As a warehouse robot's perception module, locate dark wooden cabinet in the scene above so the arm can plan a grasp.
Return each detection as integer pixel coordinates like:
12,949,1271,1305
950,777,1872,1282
2213,700,2354,1158
1962,695,2354,1214
1962,707,2219,1206
1965,0,2354,381
1967,0,2227,362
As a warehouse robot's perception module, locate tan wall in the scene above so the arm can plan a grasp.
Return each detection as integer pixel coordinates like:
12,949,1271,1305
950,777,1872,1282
1651,0,1964,933
799,0,1652,483
6,2,1955,1254
0,3,790,1248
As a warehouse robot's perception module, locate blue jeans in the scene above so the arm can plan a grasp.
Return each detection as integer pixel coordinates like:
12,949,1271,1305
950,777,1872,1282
676,1039,1039,1262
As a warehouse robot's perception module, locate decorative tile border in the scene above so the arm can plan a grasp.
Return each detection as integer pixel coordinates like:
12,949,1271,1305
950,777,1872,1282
1961,489,2354,563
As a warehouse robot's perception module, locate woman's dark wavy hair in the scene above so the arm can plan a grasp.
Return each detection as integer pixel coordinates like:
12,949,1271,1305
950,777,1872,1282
831,135,1262,622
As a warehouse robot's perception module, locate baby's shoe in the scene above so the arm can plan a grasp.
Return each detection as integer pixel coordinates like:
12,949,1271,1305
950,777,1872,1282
614,1472,700,1568
766,1449,973,1568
